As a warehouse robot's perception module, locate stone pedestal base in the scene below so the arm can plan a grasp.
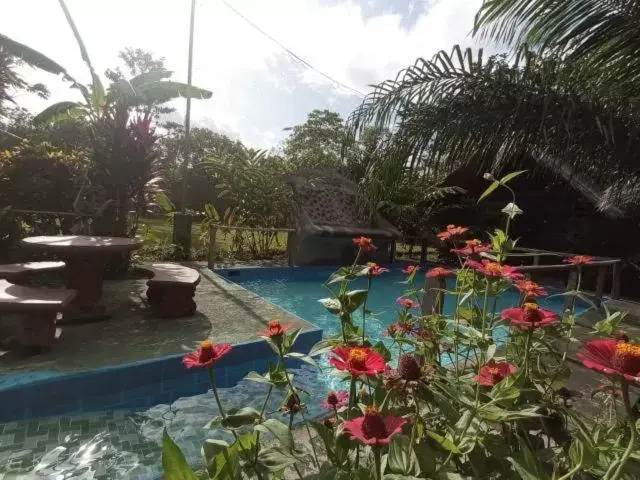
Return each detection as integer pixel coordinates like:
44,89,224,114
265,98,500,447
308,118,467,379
147,285,197,318
20,312,61,351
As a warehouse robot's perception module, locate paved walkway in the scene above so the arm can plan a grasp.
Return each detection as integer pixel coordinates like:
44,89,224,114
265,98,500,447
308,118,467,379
0,263,314,376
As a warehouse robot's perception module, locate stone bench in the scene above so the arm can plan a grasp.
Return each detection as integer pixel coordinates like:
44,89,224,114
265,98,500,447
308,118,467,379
144,263,200,318
0,279,76,350
0,261,65,285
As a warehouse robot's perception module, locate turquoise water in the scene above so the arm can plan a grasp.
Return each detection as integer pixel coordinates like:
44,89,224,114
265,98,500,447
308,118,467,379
226,266,581,345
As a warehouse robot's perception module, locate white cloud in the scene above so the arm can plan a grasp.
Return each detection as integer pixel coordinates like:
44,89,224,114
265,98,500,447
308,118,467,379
2,0,485,148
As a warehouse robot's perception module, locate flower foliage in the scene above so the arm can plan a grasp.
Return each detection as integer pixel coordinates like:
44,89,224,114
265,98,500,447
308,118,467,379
164,172,638,480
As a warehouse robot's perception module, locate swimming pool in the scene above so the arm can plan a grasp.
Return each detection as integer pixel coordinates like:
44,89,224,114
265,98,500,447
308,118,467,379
1,265,583,479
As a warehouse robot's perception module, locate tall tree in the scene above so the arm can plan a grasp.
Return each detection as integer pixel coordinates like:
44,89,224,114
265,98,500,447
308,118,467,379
283,109,349,172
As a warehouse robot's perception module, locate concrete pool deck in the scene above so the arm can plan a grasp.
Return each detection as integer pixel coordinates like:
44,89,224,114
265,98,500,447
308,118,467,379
0,263,316,377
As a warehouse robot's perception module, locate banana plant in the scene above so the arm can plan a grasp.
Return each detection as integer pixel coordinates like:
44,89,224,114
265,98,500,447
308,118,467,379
32,0,211,125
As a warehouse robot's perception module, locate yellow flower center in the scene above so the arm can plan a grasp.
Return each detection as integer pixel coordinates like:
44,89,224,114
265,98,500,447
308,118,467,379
485,263,502,275
466,239,481,247
487,367,501,376
200,340,213,349
348,348,367,363
613,342,640,375
367,262,377,268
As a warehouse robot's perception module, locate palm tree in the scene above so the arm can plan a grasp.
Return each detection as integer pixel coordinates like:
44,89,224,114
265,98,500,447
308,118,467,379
474,0,640,99
32,0,211,125
350,45,640,185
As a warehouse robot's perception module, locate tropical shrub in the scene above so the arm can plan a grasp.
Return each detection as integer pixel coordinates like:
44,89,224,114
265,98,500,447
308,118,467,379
163,173,638,479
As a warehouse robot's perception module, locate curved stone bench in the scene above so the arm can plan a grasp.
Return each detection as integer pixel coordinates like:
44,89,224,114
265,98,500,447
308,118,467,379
0,261,65,285
0,280,76,350
143,263,200,318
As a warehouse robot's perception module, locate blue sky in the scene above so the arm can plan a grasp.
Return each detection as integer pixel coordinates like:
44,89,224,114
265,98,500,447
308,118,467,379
2,0,486,148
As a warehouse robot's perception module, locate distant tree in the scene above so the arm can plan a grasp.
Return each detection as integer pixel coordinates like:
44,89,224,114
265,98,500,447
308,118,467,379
283,109,348,172
105,48,174,120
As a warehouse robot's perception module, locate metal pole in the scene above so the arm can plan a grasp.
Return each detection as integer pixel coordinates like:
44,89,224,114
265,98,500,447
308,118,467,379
180,0,197,211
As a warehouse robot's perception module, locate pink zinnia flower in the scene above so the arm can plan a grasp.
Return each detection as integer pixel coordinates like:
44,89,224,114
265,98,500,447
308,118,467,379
342,406,406,446
450,239,491,256
366,262,389,277
329,347,386,377
353,236,376,252
475,359,517,386
465,259,524,280
437,224,469,241
402,265,420,275
578,339,640,383
321,390,349,410
396,297,420,309
514,280,548,298
564,255,594,265
501,302,559,330
426,267,454,278
259,320,294,338
182,340,232,369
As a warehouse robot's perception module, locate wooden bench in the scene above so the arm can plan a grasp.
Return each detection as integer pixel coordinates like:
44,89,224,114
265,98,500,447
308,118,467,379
0,261,65,285
144,263,200,318
0,279,76,350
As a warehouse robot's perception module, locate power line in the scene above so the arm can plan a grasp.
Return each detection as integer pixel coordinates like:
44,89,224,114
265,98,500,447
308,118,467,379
220,0,366,98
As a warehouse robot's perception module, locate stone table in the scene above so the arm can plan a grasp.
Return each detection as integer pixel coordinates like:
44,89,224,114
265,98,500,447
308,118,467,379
21,235,143,321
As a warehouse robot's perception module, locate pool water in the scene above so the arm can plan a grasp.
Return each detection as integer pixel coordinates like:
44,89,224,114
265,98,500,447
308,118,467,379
227,265,584,346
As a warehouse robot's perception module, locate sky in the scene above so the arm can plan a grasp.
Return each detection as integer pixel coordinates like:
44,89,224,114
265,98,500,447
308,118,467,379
2,0,487,148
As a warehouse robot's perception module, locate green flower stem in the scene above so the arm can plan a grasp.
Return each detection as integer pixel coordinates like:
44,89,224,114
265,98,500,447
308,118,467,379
348,376,357,418
253,384,274,465
362,276,372,345
407,401,420,475
522,329,533,380
282,359,320,469
207,367,260,477
607,384,636,480
374,446,382,480
207,367,226,418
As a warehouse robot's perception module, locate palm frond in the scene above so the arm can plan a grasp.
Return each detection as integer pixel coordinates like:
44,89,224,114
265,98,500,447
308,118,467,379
474,0,640,97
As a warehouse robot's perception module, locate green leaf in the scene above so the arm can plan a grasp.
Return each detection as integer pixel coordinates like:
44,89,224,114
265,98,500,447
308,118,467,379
387,434,419,475
133,80,212,105
91,72,105,111
478,180,500,203
245,371,273,385
0,33,68,75
221,407,262,429
426,430,460,454
256,447,298,472
373,341,392,362
205,416,223,429
255,418,294,450
499,170,527,185
130,69,173,88
33,101,84,124
343,289,369,313
477,405,540,422
202,439,229,477
162,429,199,480
319,298,342,315
507,443,550,480
284,352,319,367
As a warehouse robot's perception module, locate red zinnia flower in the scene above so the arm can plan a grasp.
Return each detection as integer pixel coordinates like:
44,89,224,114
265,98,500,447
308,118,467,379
514,280,548,298
411,328,434,342
501,302,559,330
321,390,349,410
450,239,492,257
397,297,420,309
259,320,293,338
353,236,377,252
426,266,454,278
437,224,469,241
578,339,640,383
402,265,420,275
182,340,232,369
342,405,406,446
465,259,524,281
329,346,386,377
366,262,389,277
475,359,517,386
384,321,414,337
564,255,594,265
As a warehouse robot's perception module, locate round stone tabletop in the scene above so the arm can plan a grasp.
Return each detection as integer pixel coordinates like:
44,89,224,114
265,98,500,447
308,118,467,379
21,235,143,254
